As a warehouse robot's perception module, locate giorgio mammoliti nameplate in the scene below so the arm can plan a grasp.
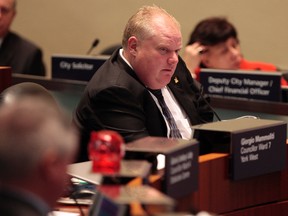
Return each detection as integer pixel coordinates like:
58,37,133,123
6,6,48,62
193,118,287,180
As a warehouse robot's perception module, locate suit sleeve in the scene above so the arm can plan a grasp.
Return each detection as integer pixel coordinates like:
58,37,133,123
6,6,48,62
75,86,150,143
74,86,159,164
24,48,46,76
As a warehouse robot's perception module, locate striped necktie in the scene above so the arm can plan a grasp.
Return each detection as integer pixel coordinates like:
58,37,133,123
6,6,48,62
150,89,182,138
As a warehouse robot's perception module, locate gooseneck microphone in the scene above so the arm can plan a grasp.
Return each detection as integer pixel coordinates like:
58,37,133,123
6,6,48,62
86,38,100,55
198,85,260,122
198,85,222,122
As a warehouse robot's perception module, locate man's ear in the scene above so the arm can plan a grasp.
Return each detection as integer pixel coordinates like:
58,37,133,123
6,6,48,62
127,36,138,56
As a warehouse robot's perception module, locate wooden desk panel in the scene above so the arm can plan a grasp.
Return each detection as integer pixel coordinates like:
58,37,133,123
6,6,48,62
176,144,288,215
224,200,288,216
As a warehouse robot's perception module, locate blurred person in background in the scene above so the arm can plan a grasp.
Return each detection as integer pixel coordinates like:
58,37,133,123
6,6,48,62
182,17,288,86
0,0,46,76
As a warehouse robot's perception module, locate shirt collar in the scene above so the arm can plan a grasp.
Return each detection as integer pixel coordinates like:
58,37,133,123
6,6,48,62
119,48,133,69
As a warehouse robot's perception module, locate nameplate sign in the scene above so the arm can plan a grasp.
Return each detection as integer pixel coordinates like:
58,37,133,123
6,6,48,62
52,54,109,81
125,137,199,198
200,68,282,101
192,118,286,180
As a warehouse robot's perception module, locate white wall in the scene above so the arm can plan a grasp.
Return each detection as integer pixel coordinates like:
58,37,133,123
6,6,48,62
12,0,288,77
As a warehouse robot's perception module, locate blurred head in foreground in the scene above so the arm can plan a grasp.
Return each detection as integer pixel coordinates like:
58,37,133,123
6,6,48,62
0,94,79,213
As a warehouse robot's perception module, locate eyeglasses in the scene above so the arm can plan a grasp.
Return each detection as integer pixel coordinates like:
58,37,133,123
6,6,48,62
0,6,13,15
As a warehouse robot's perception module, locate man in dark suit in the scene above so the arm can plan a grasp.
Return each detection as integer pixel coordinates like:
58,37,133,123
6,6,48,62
0,0,45,76
0,94,78,215
73,5,214,162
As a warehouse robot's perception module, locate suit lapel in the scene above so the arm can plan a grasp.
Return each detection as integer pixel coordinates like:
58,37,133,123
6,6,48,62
168,70,200,125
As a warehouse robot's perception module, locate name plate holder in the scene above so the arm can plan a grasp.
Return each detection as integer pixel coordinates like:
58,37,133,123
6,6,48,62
67,160,152,185
89,185,175,216
125,137,199,198
51,54,109,81
200,68,282,101
192,118,287,180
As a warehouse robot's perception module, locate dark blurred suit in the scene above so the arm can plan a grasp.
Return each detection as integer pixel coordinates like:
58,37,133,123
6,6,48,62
0,31,45,76
0,188,50,216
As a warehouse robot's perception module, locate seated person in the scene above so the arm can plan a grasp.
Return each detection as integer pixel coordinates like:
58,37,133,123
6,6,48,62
0,94,78,215
182,17,288,86
73,5,214,162
0,0,46,76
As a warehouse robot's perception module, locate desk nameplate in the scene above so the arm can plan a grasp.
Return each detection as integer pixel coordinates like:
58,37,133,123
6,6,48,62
193,118,287,180
126,137,199,198
52,54,109,81
200,68,282,101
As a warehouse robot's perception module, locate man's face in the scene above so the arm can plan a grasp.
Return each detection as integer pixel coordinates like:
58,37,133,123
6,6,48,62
128,15,182,90
202,37,242,70
0,0,15,38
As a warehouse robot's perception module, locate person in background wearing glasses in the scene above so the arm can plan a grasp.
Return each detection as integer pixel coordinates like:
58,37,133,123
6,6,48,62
182,17,288,86
0,0,46,76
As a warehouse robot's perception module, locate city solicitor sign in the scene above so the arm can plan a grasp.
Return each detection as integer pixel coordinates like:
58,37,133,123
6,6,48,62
200,68,282,101
51,54,109,81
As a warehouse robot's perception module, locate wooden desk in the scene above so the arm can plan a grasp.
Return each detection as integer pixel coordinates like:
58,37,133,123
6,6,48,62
175,144,288,215
56,144,288,216
11,75,288,215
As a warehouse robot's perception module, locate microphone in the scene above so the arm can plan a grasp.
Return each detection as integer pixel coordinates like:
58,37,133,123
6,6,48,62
198,85,222,122
198,85,260,122
86,38,100,55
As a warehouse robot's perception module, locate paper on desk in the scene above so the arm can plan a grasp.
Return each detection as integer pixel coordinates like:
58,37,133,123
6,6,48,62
47,211,80,216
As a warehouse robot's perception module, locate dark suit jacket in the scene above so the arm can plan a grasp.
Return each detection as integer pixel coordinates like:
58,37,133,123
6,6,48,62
0,32,45,76
73,50,214,162
0,189,50,216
